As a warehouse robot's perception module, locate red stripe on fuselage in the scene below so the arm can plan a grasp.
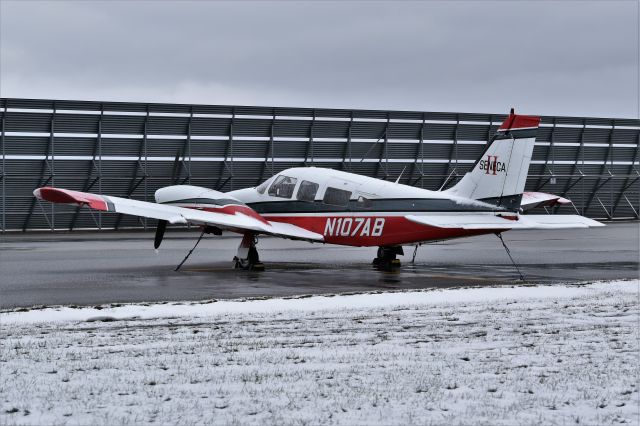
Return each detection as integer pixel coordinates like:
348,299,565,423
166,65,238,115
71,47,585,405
177,202,506,245
265,215,500,246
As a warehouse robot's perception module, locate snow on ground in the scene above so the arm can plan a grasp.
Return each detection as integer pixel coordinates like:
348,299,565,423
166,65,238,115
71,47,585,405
1,280,638,425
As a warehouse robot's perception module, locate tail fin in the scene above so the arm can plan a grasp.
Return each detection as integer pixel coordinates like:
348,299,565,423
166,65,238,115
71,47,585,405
445,109,540,211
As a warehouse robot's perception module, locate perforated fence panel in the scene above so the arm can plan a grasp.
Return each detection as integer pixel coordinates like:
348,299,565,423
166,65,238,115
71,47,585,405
1,98,638,231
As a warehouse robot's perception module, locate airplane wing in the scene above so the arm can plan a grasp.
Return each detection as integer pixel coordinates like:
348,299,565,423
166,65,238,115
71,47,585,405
405,214,603,230
33,187,323,242
521,192,572,211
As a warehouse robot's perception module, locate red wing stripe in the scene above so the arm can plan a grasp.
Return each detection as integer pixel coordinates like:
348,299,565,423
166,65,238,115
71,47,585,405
197,205,270,225
33,187,110,211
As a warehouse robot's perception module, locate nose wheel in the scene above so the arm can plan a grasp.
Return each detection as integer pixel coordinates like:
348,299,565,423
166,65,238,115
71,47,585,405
373,246,403,269
233,232,265,271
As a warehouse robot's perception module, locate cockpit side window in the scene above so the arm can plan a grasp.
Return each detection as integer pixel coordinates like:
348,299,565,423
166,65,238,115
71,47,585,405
268,175,298,199
255,176,274,194
323,187,352,206
296,180,319,202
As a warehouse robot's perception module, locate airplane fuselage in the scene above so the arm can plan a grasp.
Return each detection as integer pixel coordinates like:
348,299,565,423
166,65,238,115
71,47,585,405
161,167,512,247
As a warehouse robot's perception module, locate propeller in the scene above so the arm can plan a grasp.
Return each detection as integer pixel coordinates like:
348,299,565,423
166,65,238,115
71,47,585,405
154,220,168,249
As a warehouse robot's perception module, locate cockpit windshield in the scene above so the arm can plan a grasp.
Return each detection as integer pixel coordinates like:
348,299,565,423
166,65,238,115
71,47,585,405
255,176,274,194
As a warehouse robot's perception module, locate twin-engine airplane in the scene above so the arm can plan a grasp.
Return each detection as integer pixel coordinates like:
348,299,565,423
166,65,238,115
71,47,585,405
34,110,603,271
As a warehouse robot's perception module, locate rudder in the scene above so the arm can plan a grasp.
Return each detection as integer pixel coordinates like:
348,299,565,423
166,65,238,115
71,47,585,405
445,109,540,211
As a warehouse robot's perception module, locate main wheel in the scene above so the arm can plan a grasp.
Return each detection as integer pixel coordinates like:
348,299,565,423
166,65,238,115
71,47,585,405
247,246,260,264
234,246,265,271
373,246,402,269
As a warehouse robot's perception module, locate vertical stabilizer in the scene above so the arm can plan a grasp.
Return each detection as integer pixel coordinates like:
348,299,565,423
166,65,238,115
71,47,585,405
445,109,540,211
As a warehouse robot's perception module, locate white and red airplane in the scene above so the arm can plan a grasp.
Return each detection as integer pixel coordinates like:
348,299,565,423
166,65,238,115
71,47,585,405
34,110,602,270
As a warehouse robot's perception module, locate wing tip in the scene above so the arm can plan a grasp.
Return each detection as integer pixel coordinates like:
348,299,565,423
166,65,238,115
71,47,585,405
32,187,110,211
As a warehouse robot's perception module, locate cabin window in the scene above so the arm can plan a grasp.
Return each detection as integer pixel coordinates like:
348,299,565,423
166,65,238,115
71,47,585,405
323,187,352,206
255,176,274,194
296,180,319,202
268,175,298,198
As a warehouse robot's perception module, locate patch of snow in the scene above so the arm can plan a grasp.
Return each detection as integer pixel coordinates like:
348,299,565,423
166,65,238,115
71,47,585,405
0,280,638,425
2,280,635,324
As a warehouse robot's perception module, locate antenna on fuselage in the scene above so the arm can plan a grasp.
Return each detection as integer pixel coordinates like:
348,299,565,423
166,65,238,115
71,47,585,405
394,165,407,184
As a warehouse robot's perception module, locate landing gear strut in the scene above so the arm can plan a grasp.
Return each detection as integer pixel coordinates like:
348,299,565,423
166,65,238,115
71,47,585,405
372,246,404,269
233,232,265,271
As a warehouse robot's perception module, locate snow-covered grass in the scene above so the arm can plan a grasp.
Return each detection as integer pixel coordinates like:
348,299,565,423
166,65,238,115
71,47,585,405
1,281,638,425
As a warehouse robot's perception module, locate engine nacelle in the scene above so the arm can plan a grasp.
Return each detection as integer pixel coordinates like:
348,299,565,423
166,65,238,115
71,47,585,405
154,185,242,206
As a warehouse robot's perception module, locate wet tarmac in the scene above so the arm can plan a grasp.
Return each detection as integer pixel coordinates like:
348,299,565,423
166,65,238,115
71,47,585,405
0,222,637,308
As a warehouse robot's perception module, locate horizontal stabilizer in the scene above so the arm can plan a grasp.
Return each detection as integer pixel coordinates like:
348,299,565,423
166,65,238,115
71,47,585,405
406,214,522,230
406,214,603,230
521,192,572,211
516,215,604,229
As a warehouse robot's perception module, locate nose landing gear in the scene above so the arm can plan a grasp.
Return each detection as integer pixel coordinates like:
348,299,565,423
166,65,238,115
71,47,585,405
373,246,404,269
233,232,265,271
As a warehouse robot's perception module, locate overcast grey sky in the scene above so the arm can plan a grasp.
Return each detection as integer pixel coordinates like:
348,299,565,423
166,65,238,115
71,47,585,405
1,0,638,118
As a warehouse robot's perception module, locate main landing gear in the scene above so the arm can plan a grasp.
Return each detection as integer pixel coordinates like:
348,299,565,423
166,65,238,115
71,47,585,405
172,227,265,271
233,232,265,271
372,246,404,269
